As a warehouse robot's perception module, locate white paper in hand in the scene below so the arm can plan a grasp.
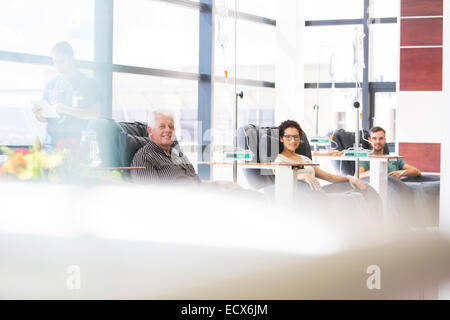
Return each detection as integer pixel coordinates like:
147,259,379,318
31,100,60,118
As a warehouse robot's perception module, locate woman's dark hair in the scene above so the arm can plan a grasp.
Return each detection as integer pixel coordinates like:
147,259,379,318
278,120,303,152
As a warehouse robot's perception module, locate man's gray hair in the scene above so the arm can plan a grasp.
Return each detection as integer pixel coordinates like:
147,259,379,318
147,109,176,128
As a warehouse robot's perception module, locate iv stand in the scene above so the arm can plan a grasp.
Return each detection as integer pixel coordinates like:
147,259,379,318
233,90,244,183
313,105,319,152
354,100,361,178
352,28,364,179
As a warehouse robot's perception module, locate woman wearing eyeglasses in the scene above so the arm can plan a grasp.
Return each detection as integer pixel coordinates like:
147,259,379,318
275,120,382,215
276,120,365,191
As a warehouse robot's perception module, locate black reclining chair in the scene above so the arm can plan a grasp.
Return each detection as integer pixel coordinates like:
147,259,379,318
237,124,312,190
328,129,439,226
87,119,155,180
90,119,149,167
90,118,182,177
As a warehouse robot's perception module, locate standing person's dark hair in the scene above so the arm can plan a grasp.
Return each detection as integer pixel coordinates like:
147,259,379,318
51,41,74,58
278,120,303,152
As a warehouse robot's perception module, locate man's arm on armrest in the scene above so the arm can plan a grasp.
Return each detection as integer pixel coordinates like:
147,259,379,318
389,163,421,178
402,163,421,178
130,165,159,184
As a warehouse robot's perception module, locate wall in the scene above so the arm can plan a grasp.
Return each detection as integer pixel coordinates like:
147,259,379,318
397,0,443,173
438,0,449,299
440,0,450,236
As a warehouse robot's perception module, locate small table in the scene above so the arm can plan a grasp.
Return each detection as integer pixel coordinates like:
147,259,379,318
199,162,319,203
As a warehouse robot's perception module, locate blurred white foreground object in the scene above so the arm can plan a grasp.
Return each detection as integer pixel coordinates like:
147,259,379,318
0,181,449,299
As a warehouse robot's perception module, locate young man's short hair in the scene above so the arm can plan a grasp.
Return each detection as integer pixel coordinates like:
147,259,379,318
369,126,386,136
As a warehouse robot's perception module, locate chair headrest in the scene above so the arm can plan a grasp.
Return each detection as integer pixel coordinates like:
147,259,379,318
238,124,312,162
118,121,149,137
331,129,389,154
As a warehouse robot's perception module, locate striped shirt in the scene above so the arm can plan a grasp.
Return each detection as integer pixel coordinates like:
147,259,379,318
130,140,201,185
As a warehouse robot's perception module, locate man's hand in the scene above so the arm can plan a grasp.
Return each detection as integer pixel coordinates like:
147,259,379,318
32,106,46,123
389,170,406,179
346,175,366,190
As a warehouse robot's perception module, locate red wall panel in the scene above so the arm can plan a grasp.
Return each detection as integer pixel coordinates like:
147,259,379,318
399,143,441,173
400,47,442,91
401,0,443,17
401,18,443,46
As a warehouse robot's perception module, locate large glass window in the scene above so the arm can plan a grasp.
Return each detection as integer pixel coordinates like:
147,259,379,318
213,83,275,146
303,0,399,145
0,0,94,60
212,2,276,181
304,0,364,21
304,88,363,136
215,19,276,82
224,0,277,20
212,83,275,181
0,0,276,173
112,72,198,144
0,61,52,145
304,25,364,83
373,92,397,142
113,0,199,73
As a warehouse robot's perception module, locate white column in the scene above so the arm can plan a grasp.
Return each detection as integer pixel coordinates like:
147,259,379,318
440,0,450,237
439,0,450,300
275,0,304,125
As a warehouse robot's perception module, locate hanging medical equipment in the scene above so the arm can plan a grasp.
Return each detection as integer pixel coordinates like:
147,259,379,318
216,0,230,79
342,28,372,177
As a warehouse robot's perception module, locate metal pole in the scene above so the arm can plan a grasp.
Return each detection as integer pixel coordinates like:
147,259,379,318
313,105,319,152
233,94,238,183
355,99,360,150
354,100,361,178
313,105,319,137
362,0,370,131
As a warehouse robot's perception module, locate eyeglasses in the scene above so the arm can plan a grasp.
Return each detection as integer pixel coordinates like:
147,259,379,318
283,135,300,141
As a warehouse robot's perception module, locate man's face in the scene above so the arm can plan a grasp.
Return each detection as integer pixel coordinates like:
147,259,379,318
52,53,75,75
369,130,386,153
148,115,175,150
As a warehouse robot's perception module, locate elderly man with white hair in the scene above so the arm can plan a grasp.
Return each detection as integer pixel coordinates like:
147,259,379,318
130,110,201,184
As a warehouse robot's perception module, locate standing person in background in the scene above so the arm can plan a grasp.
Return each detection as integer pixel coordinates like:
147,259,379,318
32,41,102,148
